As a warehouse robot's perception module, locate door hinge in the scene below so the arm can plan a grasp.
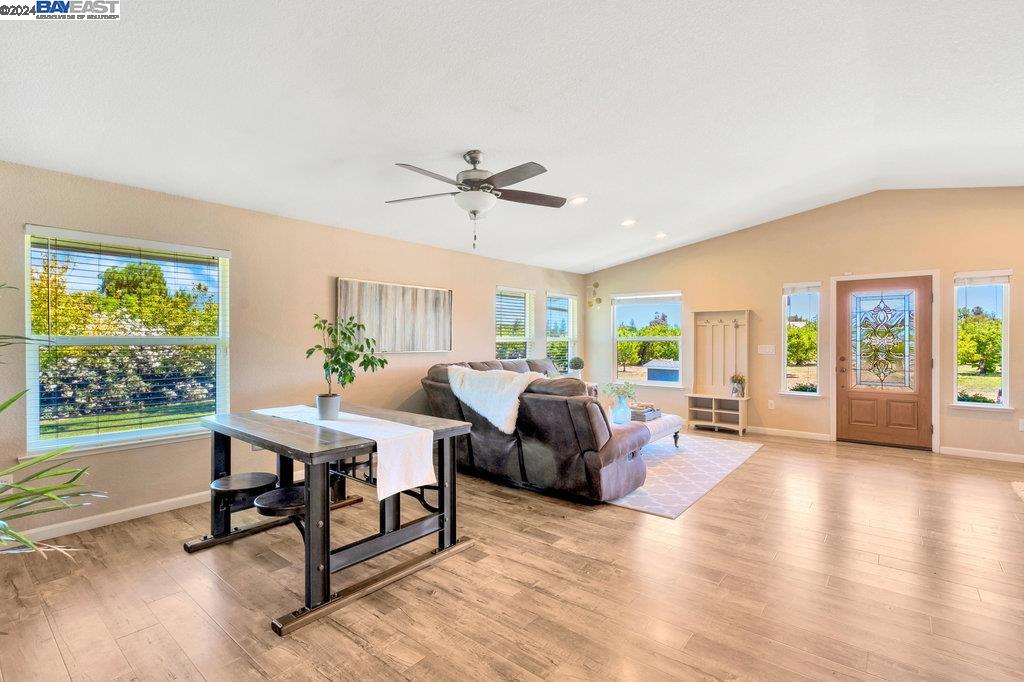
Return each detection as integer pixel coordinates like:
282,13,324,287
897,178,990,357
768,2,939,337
930,425,934,434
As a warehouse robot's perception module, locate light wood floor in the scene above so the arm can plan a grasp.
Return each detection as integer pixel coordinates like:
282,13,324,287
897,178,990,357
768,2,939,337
3,434,1024,681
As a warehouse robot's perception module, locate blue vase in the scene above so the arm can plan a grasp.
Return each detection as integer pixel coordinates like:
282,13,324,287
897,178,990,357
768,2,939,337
611,395,631,424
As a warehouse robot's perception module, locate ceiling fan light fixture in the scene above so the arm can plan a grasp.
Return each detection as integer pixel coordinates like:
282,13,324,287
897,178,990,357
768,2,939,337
454,190,498,214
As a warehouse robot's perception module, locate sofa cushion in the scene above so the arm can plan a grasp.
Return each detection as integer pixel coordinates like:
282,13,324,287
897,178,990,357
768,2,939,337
526,358,559,375
468,360,504,372
525,377,586,397
425,362,469,383
499,359,530,373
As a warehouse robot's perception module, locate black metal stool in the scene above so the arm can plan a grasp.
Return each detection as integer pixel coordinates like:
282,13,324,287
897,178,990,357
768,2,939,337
254,486,307,538
210,471,279,521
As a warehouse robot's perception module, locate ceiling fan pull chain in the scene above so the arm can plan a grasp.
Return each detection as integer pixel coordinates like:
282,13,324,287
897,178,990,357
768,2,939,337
473,222,477,249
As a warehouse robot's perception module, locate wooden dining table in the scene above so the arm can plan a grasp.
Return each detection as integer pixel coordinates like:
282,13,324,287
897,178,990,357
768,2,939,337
182,404,473,635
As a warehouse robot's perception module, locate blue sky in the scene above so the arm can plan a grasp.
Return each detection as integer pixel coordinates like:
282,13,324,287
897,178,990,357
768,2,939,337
957,284,1003,317
786,292,819,321
615,300,681,328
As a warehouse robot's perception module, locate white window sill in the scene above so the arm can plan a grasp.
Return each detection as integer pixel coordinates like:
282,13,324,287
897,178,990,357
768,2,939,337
779,391,825,398
21,427,211,462
612,381,685,390
947,402,1014,413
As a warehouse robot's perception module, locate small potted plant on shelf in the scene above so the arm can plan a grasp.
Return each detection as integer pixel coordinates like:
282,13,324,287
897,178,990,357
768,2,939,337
730,373,746,398
306,313,388,419
603,381,637,425
568,356,584,379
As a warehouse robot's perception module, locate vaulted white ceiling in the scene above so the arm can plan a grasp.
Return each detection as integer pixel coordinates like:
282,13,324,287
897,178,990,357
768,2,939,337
2,2,1022,273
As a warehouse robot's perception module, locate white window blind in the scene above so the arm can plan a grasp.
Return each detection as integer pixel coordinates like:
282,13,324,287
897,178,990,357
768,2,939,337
25,227,230,449
495,288,534,360
545,294,577,372
954,270,1011,286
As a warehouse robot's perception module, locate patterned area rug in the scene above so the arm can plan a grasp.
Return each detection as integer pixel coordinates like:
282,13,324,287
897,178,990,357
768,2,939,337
609,433,763,519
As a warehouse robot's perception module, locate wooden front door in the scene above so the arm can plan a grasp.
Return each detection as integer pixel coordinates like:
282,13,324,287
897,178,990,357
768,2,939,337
836,276,932,449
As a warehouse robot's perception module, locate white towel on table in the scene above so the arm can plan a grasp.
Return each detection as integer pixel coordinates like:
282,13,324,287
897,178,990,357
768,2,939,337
252,405,434,500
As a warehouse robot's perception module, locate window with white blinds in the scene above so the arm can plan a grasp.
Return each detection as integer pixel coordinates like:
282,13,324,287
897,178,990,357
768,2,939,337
954,270,1010,407
545,293,577,372
25,226,230,449
495,287,533,360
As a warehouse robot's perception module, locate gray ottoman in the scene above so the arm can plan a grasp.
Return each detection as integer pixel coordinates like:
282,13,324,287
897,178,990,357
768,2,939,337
640,414,684,447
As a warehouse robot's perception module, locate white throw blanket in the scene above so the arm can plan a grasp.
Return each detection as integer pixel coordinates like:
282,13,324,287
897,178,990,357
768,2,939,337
447,365,544,434
252,405,434,500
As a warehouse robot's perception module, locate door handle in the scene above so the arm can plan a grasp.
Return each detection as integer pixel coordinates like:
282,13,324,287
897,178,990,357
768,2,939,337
839,368,847,373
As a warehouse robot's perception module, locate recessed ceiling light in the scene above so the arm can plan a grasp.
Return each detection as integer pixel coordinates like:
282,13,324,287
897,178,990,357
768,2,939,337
655,231,667,240
620,218,637,227
568,195,589,206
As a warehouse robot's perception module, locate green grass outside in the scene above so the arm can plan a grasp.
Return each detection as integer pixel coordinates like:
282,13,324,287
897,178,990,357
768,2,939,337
40,400,216,439
956,365,1002,401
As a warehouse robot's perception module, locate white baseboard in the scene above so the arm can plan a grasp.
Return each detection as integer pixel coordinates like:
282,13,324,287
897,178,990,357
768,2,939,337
938,446,1024,465
746,426,832,441
22,490,209,542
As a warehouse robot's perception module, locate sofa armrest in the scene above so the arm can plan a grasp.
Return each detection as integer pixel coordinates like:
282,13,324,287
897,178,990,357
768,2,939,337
582,421,650,500
590,422,650,466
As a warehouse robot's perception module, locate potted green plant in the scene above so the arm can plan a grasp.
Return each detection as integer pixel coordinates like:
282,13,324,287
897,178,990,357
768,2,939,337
604,382,637,424
1,284,106,555
306,314,388,419
730,373,746,398
568,356,584,379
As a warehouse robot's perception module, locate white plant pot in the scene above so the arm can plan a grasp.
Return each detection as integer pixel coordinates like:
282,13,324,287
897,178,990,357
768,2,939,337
568,370,583,379
316,394,341,420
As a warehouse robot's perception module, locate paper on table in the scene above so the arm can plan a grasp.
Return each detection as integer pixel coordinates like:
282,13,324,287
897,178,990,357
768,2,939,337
252,405,435,500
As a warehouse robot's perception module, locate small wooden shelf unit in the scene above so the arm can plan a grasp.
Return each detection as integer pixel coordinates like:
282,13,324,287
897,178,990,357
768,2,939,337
688,308,751,436
686,394,749,436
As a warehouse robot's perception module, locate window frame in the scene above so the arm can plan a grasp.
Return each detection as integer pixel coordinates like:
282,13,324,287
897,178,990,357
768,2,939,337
494,286,535,360
544,291,578,373
780,281,822,397
611,291,683,388
23,225,231,452
952,269,1011,410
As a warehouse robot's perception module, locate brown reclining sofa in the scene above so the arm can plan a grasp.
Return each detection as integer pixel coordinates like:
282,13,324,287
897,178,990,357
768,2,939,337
421,358,652,502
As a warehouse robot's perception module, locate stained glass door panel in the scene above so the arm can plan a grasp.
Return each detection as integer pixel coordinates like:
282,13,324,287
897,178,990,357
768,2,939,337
850,290,915,390
836,276,933,450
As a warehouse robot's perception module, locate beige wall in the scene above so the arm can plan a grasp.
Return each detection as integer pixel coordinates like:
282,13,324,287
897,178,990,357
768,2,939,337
0,161,583,531
585,188,1024,456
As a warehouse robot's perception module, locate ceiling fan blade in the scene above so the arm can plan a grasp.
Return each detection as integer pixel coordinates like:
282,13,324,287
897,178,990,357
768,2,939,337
395,163,460,186
484,162,547,188
385,191,458,204
496,188,566,208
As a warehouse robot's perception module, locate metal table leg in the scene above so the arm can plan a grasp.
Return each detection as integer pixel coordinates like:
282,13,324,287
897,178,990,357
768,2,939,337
380,494,401,533
210,431,231,537
277,453,294,487
270,436,472,636
304,462,331,609
437,436,456,550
